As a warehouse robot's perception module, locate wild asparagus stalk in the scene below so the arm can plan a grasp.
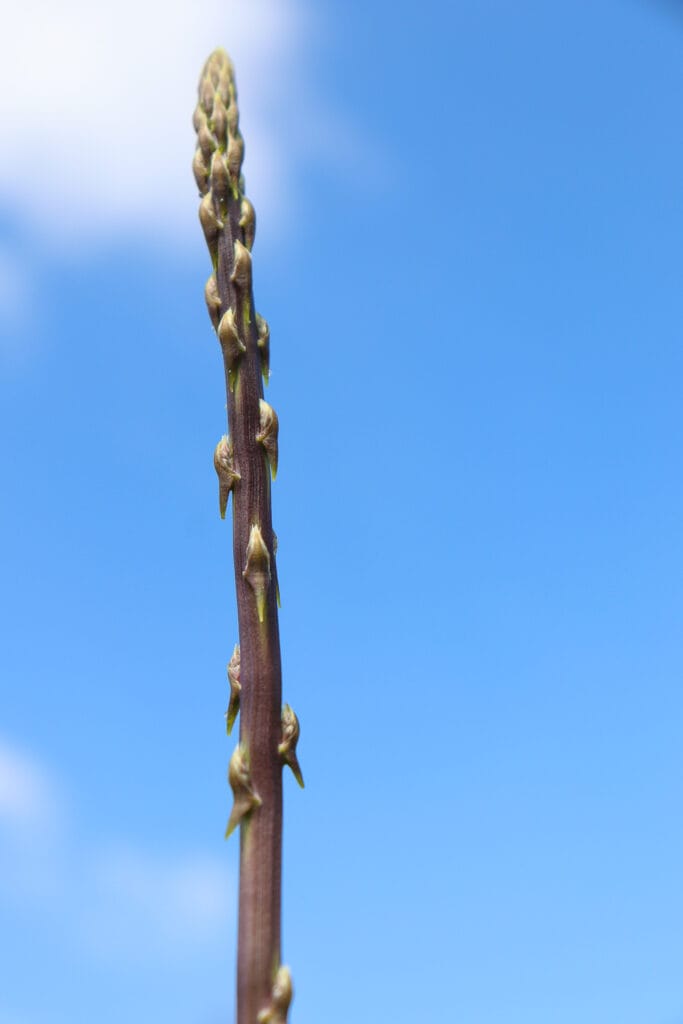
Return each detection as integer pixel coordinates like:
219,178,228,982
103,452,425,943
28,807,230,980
193,49,302,1024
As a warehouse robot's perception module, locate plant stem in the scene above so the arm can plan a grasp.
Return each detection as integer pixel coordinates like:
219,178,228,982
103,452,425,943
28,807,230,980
193,49,298,1024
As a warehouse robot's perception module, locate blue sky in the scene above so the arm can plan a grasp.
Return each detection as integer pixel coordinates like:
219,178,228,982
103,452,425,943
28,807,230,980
2,1,683,1021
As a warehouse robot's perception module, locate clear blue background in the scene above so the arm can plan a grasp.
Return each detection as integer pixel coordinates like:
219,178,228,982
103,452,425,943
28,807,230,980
2,1,683,1022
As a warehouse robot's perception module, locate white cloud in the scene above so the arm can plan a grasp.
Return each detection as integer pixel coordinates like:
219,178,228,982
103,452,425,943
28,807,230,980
0,245,34,349
0,739,69,913
0,248,24,321
0,739,233,963
81,844,234,960
0,0,335,248
0,738,61,830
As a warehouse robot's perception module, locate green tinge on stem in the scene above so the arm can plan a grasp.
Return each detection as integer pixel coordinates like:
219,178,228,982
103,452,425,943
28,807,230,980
225,742,261,838
226,644,241,734
257,966,293,1024
242,524,272,624
279,705,304,788
214,435,240,519
257,400,279,480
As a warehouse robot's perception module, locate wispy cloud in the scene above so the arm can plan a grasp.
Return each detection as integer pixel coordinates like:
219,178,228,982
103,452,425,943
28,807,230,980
0,739,233,963
0,0,340,248
0,737,61,831
0,244,33,347
79,844,234,962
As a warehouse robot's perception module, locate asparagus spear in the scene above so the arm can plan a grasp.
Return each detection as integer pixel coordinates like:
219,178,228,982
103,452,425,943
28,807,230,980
193,48,302,1024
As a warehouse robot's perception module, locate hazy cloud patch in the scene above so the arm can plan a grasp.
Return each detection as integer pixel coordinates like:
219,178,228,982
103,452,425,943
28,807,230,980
0,246,31,345
0,738,233,963
0,0,347,249
79,844,233,961
0,737,62,831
